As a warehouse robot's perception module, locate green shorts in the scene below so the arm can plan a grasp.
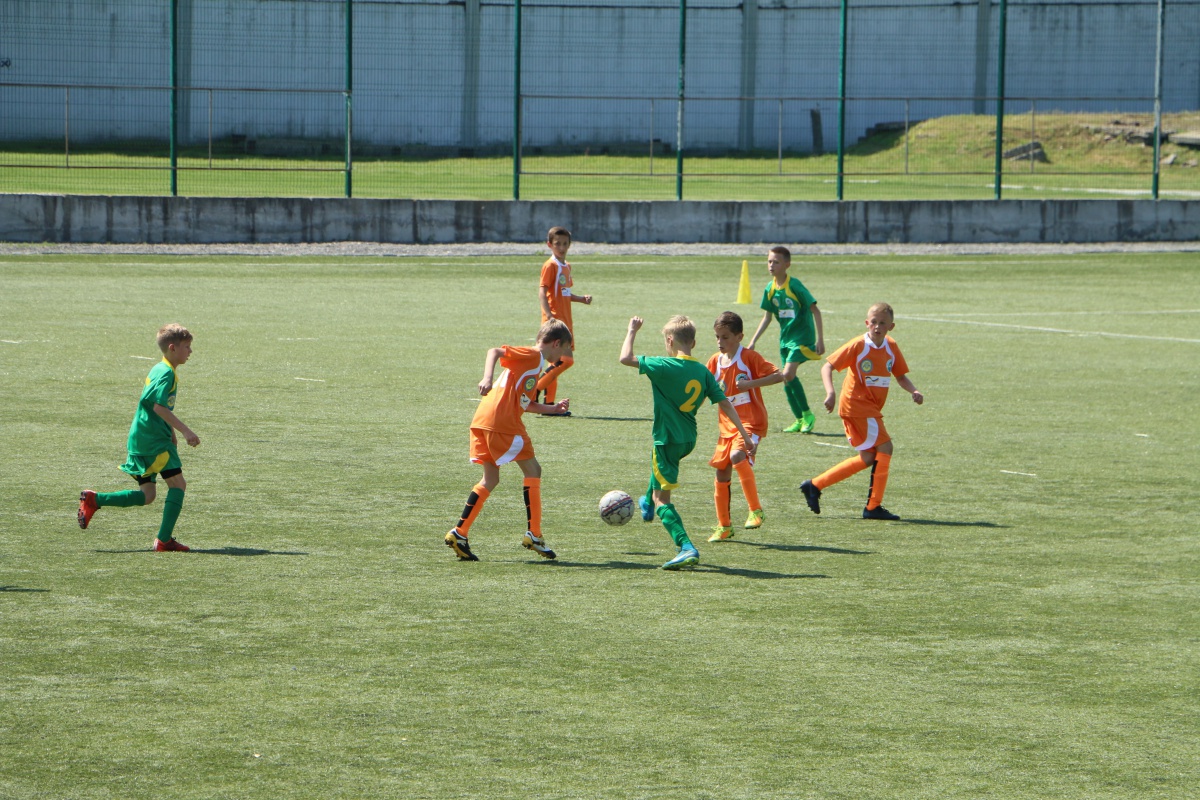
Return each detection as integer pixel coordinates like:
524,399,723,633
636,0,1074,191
651,441,696,491
780,343,821,365
120,446,182,480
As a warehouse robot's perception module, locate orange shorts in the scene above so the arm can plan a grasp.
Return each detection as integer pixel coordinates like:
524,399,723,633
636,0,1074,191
842,416,890,452
469,427,535,466
708,431,762,470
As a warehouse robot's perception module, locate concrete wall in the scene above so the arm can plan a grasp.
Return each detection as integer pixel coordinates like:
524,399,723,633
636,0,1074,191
2,194,1196,244
2,0,1197,151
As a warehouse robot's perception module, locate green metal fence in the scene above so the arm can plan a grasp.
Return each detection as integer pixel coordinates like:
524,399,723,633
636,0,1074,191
1,0,1197,201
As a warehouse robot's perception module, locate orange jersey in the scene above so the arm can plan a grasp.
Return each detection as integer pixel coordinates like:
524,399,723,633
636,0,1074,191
470,346,545,436
826,334,909,418
540,256,574,335
706,346,779,437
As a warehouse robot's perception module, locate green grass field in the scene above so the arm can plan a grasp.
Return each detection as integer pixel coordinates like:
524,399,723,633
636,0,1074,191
1,251,1198,799
4,111,1199,200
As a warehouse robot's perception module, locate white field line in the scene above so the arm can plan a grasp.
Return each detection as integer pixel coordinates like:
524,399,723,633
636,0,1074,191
901,315,1200,344
1000,470,1038,477
295,377,326,382
130,355,156,360
814,441,851,449
921,309,1200,318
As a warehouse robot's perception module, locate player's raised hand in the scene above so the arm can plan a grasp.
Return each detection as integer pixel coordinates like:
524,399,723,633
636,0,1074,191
628,316,643,332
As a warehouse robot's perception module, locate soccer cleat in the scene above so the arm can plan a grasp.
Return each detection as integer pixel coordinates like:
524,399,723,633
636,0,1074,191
799,480,822,515
77,490,98,529
153,538,189,552
707,525,734,542
799,411,816,434
661,547,700,570
522,531,557,560
744,509,765,529
445,529,479,561
639,495,655,522
862,505,900,521
783,419,805,433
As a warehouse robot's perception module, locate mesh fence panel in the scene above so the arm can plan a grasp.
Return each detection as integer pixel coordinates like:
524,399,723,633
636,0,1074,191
1,0,1197,200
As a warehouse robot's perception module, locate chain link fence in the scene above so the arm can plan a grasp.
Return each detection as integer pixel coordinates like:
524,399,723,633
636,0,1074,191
1,0,1198,201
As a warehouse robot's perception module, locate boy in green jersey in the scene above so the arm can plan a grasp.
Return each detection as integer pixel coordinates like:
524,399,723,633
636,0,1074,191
620,315,757,570
746,246,825,434
77,324,200,552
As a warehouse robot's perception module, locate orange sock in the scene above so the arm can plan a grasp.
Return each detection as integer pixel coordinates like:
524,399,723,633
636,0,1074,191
456,483,490,535
733,460,761,512
714,479,732,527
523,477,542,536
536,355,574,403
813,454,870,491
866,453,891,510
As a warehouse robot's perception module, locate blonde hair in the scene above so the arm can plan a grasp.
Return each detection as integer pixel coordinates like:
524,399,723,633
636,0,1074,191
156,323,192,352
867,302,895,321
662,315,696,346
536,318,573,347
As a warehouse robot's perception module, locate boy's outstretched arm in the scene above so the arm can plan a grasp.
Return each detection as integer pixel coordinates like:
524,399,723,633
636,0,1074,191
153,404,200,447
478,347,504,395
619,317,643,368
821,362,837,412
746,311,772,351
736,372,785,391
896,374,924,405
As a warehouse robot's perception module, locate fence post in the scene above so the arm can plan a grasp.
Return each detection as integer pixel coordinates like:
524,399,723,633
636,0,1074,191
836,0,847,201
1152,0,1166,200
992,0,1008,200
170,0,179,197
513,0,522,201
676,0,687,201
345,0,353,198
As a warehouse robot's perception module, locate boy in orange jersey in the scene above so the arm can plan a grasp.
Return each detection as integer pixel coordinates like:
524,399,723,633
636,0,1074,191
536,226,592,415
800,302,924,520
705,311,784,542
446,319,573,562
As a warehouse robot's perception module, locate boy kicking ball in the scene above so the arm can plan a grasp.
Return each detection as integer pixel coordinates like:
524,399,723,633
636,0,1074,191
78,324,200,552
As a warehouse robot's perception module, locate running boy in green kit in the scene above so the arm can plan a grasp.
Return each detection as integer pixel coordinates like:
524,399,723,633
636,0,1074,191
619,315,757,570
746,246,825,434
77,323,200,552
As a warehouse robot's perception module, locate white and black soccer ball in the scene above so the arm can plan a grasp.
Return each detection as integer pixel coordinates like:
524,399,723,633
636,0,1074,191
599,490,634,526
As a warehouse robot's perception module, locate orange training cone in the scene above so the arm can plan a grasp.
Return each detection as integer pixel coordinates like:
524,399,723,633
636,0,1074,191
736,259,752,304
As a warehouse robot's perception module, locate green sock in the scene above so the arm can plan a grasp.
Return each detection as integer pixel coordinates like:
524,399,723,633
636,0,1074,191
157,487,185,543
656,503,692,550
784,376,810,417
96,489,147,508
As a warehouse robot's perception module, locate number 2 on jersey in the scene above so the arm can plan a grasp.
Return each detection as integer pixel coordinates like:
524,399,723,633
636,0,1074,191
679,379,703,412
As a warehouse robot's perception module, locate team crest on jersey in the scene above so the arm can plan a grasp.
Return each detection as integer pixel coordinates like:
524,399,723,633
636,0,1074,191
523,376,537,392
558,274,568,285
861,360,874,373
167,395,176,408
886,358,894,372
772,297,781,307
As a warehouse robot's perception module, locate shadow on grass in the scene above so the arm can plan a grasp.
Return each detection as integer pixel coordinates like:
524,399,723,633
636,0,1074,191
898,519,1006,528
548,558,829,579
94,547,308,556
561,415,653,422
724,540,872,555
0,586,50,592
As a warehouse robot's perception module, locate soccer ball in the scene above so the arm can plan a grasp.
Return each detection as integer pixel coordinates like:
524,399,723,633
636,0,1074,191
599,490,634,526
